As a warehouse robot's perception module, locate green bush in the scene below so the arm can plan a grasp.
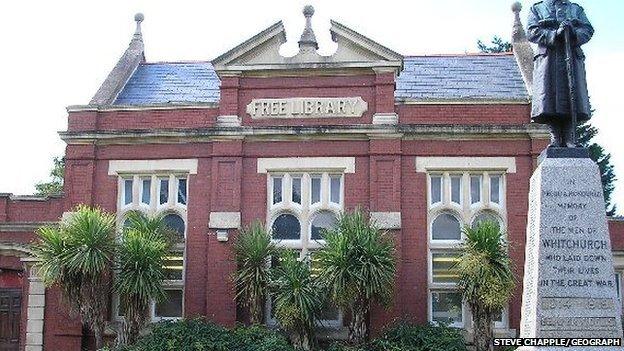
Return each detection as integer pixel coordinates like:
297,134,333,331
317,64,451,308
120,319,294,351
328,323,467,351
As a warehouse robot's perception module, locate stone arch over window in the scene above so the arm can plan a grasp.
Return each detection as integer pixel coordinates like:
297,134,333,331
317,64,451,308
163,212,186,242
471,211,504,230
431,212,462,241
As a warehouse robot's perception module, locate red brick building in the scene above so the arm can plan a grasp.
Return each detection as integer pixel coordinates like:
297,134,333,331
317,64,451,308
1,7,622,351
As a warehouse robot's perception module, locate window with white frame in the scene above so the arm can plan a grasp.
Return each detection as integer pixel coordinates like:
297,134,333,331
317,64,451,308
115,174,188,321
428,171,508,329
266,172,343,327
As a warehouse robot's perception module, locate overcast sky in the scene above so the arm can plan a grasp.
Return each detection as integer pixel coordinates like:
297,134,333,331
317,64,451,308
0,0,621,213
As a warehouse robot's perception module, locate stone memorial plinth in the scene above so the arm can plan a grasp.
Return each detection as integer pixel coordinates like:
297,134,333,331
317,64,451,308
519,149,624,350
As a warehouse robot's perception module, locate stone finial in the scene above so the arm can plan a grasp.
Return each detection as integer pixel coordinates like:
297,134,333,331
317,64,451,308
511,2,524,42
510,2,534,95
298,5,319,52
89,12,146,105
133,12,144,40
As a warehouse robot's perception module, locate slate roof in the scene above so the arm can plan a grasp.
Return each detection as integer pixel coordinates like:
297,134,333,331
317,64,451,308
113,54,528,106
395,54,529,102
114,62,220,105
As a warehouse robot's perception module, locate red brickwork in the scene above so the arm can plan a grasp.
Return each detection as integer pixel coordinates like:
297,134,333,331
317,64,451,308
610,219,624,251
0,66,574,350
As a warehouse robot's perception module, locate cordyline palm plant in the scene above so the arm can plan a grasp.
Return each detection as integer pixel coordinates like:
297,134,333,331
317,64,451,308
316,208,396,345
32,205,116,350
114,211,173,347
233,221,278,324
271,251,324,351
456,220,515,351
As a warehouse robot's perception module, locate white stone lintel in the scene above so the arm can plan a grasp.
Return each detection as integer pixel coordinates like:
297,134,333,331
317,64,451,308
216,115,242,127
372,113,399,125
370,212,401,229
209,212,241,229
257,157,356,174
108,159,198,175
415,157,517,173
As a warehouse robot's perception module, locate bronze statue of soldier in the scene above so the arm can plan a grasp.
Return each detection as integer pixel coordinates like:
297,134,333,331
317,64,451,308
527,0,594,148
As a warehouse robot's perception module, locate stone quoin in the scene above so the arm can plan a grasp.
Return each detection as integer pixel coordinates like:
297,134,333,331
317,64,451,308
0,4,623,351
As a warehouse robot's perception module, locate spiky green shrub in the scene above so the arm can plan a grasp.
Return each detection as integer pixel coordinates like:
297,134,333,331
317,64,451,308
316,208,396,345
32,205,117,349
456,221,515,351
271,251,325,350
233,221,278,324
114,211,173,346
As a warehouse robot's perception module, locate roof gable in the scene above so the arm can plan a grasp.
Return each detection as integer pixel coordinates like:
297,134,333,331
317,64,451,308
211,8,403,74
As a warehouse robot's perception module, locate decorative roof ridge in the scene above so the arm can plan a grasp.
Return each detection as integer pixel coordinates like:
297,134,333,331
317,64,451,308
139,60,214,65
405,53,515,58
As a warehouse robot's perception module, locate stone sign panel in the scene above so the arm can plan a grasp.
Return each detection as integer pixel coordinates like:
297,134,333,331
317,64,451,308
519,154,624,348
246,97,368,119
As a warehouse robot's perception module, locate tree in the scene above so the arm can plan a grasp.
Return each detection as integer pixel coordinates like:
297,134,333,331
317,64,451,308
456,221,515,351
34,157,65,197
114,211,173,347
577,121,618,215
32,206,116,349
233,221,278,324
477,36,512,53
271,251,324,351
316,208,396,345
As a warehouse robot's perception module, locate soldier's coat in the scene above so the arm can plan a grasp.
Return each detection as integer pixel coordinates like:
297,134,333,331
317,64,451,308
527,0,594,123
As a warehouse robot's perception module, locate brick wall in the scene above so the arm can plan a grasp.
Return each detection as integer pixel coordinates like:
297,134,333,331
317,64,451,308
0,67,556,350
610,219,624,250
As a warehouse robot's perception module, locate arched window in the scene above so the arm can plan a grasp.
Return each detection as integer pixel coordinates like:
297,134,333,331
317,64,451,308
472,211,502,230
164,213,185,241
431,213,461,241
311,211,337,240
272,214,301,240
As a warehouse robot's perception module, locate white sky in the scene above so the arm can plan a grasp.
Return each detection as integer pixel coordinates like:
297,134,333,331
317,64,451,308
0,0,621,213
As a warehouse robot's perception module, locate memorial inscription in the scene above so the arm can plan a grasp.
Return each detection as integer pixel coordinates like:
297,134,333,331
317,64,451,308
519,156,623,347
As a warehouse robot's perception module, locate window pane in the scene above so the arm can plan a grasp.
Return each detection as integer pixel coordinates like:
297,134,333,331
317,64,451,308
311,177,321,204
164,213,185,241
311,211,337,240
330,176,341,204
272,214,301,240
163,252,184,281
124,179,133,205
490,176,501,204
431,291,462,325
472,212,501,230
159,178,169,205
292,178,302,204
450,176,461,204
493,309,503,323
177,178,187,205
155,290,183,318
430,176,442,204
273,177,283,204
432,253,460,284
432,213,461,241
141,179,151,204
470,176,482,204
